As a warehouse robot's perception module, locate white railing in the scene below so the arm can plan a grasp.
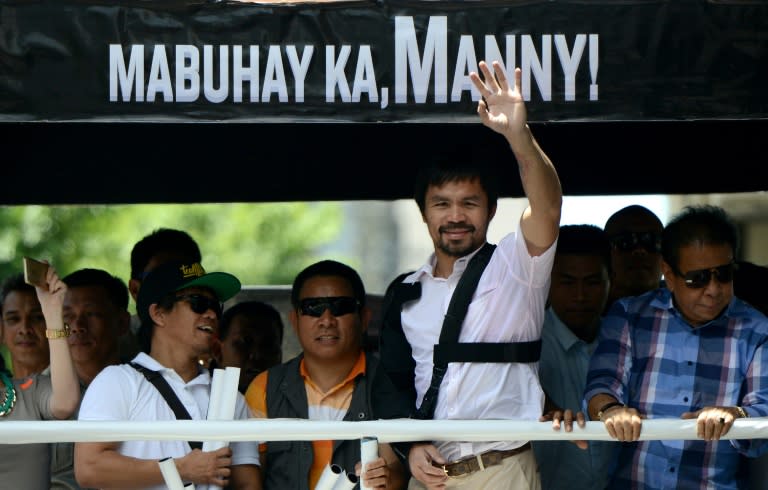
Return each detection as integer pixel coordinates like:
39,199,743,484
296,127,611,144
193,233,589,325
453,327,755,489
1,418,767,444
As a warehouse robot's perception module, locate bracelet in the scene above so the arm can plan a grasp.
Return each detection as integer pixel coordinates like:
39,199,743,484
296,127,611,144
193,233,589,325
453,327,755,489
596,401,625,421
45,323,71,339
735,406,749,418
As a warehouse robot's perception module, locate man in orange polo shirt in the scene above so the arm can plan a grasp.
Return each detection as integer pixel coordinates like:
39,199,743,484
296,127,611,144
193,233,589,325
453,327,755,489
245,260,410,489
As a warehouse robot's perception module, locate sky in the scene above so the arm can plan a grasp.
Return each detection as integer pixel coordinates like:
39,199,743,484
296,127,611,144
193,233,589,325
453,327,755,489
560,194,669,227
486,195,669,244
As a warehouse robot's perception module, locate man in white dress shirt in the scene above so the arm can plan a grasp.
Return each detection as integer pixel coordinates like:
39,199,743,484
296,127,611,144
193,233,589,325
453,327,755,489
379,61,563,490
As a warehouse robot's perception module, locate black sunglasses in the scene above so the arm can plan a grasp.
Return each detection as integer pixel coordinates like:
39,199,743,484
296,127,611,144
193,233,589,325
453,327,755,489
609,231,662,254
298,296,360,317
174,294,223,317
672,262,736,289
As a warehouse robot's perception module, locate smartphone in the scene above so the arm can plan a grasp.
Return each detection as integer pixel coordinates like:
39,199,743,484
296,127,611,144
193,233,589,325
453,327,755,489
23,257,49,290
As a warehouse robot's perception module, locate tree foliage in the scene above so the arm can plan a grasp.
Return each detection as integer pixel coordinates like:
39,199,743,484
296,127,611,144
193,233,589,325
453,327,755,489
0,202,342,295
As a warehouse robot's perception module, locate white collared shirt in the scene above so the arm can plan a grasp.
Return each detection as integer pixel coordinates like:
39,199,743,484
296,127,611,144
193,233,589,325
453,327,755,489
78,352,259,490
401,223,555,461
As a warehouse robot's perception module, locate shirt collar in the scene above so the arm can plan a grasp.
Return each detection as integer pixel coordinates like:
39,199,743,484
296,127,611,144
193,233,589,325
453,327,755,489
415,243,488,280
299,350,367,386
546,308,598,353
132,352,210,385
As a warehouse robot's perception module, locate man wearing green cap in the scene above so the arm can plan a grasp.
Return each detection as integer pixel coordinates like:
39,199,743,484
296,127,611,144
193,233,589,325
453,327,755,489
74,261,262,490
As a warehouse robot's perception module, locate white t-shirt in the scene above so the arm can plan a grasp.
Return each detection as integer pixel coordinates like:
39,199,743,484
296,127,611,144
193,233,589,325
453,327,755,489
402,225,555,461
78,352,259,490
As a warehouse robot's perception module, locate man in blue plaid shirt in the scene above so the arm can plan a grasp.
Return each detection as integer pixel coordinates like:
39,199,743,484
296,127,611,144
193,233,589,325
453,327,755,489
584,204,768,489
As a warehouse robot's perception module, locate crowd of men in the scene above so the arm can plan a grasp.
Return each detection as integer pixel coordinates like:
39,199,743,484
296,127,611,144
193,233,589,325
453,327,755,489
1,60,766,490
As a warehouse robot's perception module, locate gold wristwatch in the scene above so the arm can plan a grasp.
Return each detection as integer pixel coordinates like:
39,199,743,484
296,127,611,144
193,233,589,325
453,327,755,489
46,323,71,339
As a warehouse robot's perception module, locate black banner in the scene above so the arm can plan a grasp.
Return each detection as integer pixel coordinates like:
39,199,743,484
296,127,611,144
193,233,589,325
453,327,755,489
1,0,767,123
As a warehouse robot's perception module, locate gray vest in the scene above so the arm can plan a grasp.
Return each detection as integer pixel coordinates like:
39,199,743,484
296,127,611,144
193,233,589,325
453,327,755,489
263,353,409,490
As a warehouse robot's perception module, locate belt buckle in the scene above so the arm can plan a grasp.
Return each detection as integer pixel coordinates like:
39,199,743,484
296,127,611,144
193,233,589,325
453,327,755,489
475,453,486,471
440,454,485,477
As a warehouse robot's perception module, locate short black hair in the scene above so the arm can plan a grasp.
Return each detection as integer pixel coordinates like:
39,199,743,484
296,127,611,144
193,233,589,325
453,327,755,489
63,268,129,310
604,205,663,237
413,147,499,216
130,228,201,280
556,224,612,274
220,300,284,345
661,205,740,271
290,260,366,309
0,273,34,314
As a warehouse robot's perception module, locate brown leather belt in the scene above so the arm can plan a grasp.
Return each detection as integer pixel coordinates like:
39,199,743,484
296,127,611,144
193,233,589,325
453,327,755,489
432,442,532,477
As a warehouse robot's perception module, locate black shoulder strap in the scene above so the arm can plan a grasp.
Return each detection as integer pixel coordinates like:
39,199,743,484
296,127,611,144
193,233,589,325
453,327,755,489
378,271,421,405
414,242,496,419
129,362,203,451
381,271,422,325
382,242,542,422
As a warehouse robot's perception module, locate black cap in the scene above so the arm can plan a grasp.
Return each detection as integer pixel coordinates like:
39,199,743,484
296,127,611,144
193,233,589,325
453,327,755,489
136,261,241,324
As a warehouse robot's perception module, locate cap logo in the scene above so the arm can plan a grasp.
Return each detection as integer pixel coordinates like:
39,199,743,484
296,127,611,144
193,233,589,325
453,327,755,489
180,263,205,279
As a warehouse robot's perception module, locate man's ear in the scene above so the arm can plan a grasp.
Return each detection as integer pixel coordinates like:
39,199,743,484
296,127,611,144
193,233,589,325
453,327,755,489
128,279,140,303
148,303,167,327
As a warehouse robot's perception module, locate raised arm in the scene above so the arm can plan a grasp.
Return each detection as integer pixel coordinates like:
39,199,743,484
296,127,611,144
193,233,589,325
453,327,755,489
470,61,562,255
35,264,79,419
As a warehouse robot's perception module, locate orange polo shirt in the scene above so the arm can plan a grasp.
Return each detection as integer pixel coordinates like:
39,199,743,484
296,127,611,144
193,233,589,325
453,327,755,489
245,352,366,489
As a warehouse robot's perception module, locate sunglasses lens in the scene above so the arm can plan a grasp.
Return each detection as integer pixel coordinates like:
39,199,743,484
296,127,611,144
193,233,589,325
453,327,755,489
685,270,711,288
683,263,735,288
715,264,735,283
177,295,222,317
300,299,327,317
299,297,359,317
611,232,661,253
330,297,359,316
637,233,661,253
613,236,632,251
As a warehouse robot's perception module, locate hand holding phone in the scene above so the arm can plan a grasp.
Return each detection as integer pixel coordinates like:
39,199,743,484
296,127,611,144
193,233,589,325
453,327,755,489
23,257,49,291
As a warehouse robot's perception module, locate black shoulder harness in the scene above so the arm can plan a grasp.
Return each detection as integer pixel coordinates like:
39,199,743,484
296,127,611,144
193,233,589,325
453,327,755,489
380,242,542,420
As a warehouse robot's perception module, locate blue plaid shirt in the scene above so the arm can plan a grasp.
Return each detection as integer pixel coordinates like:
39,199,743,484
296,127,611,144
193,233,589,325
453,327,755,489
584,288,768,490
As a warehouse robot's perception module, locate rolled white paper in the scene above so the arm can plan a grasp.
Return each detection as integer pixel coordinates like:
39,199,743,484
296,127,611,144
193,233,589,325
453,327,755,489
203,368,241,453
158,457,186,490
360,436,378,489
315,463,344,490
219,367,240,420
331,470,358,490
201,367,241,490
208,369,225,420
183,485,195,490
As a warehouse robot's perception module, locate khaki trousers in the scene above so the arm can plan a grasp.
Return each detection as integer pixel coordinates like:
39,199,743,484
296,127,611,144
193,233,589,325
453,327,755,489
407,448,541,490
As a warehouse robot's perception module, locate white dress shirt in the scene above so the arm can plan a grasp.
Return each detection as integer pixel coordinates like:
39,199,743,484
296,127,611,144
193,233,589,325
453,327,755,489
78,352,259,490
401,222,556,461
